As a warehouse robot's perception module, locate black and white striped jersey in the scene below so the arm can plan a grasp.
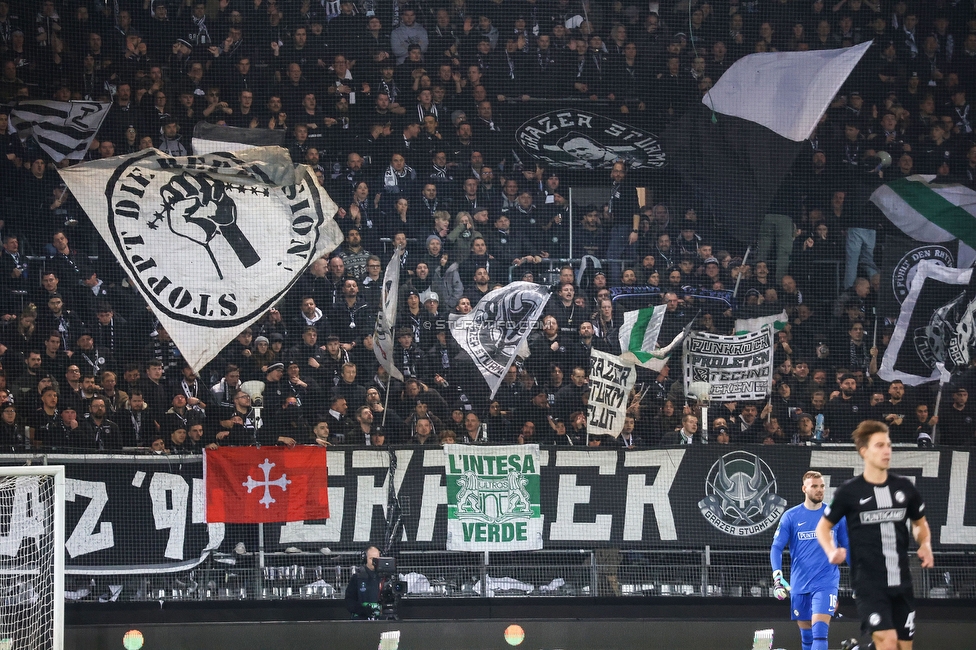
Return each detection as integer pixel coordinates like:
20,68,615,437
824,473,925,592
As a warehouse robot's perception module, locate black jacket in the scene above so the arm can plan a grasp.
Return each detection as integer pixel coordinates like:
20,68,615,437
345,565,381,619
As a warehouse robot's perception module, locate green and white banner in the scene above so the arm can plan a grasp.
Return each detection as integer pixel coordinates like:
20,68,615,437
734,310,787,336
618,305,691,370
870,175,976,268
444,444,543,551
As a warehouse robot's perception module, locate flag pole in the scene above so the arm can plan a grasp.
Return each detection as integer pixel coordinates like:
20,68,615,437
381,377,391,429
568,187,573,260
257,523,265,598
932,362,950,445
872,307,878,349
733,247,751,297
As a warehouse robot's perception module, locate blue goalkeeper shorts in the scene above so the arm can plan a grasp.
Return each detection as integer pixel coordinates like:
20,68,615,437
790,589,838,620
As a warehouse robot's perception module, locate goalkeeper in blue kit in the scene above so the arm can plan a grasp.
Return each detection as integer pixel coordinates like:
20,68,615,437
771,471,849,650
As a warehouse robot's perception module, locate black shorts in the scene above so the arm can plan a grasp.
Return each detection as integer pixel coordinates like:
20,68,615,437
855,586,916,641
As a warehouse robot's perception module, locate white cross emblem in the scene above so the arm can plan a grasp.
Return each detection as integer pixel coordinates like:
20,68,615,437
242,458,292,509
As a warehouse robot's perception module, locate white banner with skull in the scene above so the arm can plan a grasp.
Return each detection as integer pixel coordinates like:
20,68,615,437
60,147,342,371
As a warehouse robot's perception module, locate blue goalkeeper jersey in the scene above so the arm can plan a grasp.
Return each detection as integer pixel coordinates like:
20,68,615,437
770,502,848,595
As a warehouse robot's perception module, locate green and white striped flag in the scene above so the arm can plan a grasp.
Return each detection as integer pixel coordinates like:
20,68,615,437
734,310,788,336
870,175,976,267
619,305,666,364
619,305,691,370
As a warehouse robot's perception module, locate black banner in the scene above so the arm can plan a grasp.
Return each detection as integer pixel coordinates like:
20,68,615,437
3,447,974,573
879,230,958,320
481,100,667,186
514,109,666,171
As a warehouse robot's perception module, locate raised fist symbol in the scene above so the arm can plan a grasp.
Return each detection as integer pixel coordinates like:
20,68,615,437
158,173,260,279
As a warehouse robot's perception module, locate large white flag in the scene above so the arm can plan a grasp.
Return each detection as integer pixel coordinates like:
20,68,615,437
373,247,405,382
870,175,976,268
10,100,111,161
705,41,872,142
451,282,551,399
59,147,342,371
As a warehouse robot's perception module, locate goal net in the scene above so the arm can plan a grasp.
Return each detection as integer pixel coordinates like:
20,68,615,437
0,467,65,650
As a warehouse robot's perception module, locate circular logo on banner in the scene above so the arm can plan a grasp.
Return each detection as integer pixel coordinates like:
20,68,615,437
105,151,328,327
891,245,955,304
515,110,666,169
698,451,787,536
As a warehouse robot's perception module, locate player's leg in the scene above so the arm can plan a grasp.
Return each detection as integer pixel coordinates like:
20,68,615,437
890,588,916,650
856,589,898,650
796,621,813,650
792,592,814,650
871,629,899,650
810,590,838,650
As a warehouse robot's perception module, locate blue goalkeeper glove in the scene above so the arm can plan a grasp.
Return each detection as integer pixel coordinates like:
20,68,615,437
772,570,791,600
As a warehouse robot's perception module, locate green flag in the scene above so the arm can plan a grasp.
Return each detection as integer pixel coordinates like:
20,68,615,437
445,444,543,551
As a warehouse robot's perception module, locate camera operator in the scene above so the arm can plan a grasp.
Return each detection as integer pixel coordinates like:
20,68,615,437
345,546,382,619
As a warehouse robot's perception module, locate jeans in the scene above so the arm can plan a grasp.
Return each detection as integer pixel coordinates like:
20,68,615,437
756,213,794,282
844,227,878,289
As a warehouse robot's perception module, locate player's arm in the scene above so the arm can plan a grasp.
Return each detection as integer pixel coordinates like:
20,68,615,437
912,517,934,568
769,512,791,599
815,517,845,564
770,512,789,572
906,482,934,568
817,495,849,565
835,517,851,563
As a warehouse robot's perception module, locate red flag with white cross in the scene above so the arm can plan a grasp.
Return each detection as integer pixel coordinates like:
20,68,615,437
204,446,329,523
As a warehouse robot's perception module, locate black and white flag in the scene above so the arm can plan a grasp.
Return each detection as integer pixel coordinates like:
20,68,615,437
59,147,342,371
9,100,111,161
373,246,405,382
880,260,976,385
451,282,551,399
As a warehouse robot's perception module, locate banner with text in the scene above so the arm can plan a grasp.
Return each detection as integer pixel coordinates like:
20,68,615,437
587,349,637,437
1,447,974,573
444,444,543,551
683,329,774,401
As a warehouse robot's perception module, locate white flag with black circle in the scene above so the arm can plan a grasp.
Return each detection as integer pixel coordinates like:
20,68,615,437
59,147,342,371
451,282,551,399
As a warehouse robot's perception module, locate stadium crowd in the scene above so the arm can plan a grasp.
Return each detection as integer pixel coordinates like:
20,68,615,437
0,0,976,454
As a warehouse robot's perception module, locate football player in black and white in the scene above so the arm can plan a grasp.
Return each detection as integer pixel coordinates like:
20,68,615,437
816,420,934,650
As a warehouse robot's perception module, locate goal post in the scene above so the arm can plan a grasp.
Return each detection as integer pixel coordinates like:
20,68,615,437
0,465,65,650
